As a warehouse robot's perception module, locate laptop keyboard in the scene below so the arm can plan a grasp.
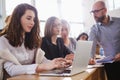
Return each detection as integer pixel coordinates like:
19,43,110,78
54,69,71,74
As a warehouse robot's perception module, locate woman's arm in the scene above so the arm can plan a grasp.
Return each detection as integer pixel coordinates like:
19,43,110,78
4,58,70,76
4,62,38,76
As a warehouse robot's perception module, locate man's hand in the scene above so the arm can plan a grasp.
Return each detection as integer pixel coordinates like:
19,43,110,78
89,58,96,65
114,53,120,61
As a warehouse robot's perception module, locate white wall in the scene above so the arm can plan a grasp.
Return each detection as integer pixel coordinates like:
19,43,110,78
108,8,120,17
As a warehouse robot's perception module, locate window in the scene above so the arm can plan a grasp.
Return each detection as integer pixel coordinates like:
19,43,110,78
60,0,84,38
108,0,120,10
35,0,60,37
69,23,84,38
5,0,31,16
35,0,59,20
114,0,120,9
0,0,3,29
61,0,83,22
35,0,84,37
5,0,85,38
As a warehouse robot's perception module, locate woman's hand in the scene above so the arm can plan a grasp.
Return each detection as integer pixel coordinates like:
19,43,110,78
51,58,70,69
65,53,74,60
36,58,71,73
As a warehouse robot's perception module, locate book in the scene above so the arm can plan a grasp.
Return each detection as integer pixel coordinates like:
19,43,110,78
96,56,114,63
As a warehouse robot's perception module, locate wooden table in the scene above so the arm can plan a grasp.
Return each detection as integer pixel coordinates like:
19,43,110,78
7,67,107,80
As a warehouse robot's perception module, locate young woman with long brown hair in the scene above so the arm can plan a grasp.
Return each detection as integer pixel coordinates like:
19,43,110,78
0,4,70,79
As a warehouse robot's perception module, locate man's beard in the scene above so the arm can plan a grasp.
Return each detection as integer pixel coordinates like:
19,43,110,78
95,15,106,23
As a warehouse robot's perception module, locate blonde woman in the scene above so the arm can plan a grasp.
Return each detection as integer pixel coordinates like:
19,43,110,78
61,19,76,53
41,16,74,60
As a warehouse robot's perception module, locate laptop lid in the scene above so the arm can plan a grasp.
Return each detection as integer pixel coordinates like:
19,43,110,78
39,41,93,76
70,40,93,75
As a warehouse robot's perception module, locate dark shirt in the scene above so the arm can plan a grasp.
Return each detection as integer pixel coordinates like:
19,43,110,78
41,37,71,60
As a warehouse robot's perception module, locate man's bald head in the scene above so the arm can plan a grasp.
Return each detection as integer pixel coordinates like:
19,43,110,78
91,1,107,23
92,1,106,11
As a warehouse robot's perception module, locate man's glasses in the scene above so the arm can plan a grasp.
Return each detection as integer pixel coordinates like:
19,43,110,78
90,8,105,14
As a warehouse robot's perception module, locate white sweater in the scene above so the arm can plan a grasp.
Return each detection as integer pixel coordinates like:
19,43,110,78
0,36,48,77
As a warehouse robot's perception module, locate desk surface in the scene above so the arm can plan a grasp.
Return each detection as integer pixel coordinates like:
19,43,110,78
7,67,106,80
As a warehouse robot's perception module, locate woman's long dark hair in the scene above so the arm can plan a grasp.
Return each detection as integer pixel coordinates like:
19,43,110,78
76,32,88,41
0,3,41,50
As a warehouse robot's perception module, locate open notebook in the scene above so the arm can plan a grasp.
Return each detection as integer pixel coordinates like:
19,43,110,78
96,55,114,63
39,41,93,76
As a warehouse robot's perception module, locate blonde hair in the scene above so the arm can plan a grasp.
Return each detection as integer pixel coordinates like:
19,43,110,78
44,16,59,38
61,19,70,33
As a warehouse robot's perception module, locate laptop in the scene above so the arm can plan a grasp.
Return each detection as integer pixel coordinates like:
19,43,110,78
39,40,93,76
